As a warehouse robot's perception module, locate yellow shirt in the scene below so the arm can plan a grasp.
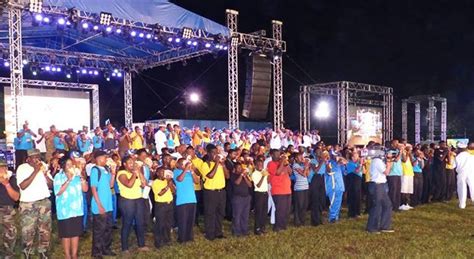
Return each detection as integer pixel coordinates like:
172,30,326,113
192,131,202,147
117,170,142,199
446,154,456,170
200,161,226,190
130,132,144,150
363,159,372,182
192,158,204,191
402,159,414,177
152,179,173,203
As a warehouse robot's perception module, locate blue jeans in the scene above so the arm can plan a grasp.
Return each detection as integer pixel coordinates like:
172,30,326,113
366,182,393,232
112,194,118,225
119,197,145,251
82,192,89,230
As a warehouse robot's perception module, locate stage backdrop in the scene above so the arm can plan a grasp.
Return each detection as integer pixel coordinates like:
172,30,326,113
4,87,90,144
347,106,383,146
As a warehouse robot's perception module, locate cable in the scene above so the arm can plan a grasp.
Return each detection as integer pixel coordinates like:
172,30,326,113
136,74,167,105
284,53,318,84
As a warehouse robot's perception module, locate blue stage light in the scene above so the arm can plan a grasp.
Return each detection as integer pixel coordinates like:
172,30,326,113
35,14,43,22
205,43,211,48
175,38,181,43
130,31,137,37
57,18,66,25
106,27,113,33
116,28,122,34
42,17,50,23
93,25,99,31
192,41,198,46
82,23,89,29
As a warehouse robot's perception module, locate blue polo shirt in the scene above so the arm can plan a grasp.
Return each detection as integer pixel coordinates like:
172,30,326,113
346,160,362,177
90,166,113,214
15,131,33,150
389,159,403,176
317,163,327,175
173,169,196,206
413,156,423,174
92,135,103,149
78,138,91,153
181,133,191,146
54,136,66,150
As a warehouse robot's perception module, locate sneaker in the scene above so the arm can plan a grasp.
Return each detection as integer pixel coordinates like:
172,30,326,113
399,204,409,211
367,230,381,234
406,205,414,210
381,229,395,233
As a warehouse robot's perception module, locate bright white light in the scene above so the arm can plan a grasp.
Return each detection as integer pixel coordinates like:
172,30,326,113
139,32,145,38
315,101,330,119
81,69,87,74
56,67,61,72
51,67,57,72
130,31,137,37
66,74,71,79
116,28,122,34
106,27,112,33
34,14,43,22
189,92,200,103
117,72,123,77
4,61,10,67
82,23,89,29
205,43,211,48
42,17,50,23
192,41,198,46
93,25,99,31
175,38,181,43
58,18,66,25
93,70,99,76
22,60,28,65
146,34,152,39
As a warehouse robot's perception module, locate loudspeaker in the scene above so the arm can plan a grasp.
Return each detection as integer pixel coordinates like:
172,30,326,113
242,55,272,119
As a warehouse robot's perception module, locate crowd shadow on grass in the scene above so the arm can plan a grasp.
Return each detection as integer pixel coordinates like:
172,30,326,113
43,200,474,258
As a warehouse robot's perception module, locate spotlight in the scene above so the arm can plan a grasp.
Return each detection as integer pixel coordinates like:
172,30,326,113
113,69,119,73
146,34,152,39
205,43,211,48
57,18,66,25
99,12,112,26
32,71,38,76
186,40,192,46
93,70,99,76
44,65,50,71
167,37,173,42
106,77,110,82
112,72,117,77
93,25,99,31
192,41,198,46
29,0,43,13
130,31,137,37
104,72,110,81
315,101,330,119
34,14,43,22
4,61,10,67
181,27,193,39
88,71,93,75
66,74,71,79
42,17,50,23
189,92,200,103
215,44,221,49
56,67,62,72
81,69,87,74
139,32,144,38
116,28,122,34
66,21,71,26
117,72,123,77
22,60,28,65
106,27,112,33
223,46,228,50
81,23,89,29
231,35,240,46
175,38,181,43
51,67,57,72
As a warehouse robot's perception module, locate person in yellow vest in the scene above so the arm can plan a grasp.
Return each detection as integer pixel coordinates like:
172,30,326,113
151,167,175,248
192,127,203,147
130,126,145,150
445,147,457,201
199,144,230,240
400,144,414,210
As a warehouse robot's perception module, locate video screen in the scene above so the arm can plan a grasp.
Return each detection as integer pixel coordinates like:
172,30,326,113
347,106,383,146
4,87,91,144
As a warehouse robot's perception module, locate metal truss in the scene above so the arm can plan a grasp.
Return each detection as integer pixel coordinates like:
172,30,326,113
142,48,212,69
8,1,24,133
124,72,133,128
301,81,393,144
272,20,284,130
226,9,239,130
236,32,287,52
0,77,100,131
402,95,447,142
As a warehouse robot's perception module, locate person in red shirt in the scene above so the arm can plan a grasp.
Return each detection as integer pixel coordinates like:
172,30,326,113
268,149,292,232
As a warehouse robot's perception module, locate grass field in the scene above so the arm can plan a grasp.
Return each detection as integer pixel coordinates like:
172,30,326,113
45,201,474,258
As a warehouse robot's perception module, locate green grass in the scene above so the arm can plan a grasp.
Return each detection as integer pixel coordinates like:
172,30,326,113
42,201,474,258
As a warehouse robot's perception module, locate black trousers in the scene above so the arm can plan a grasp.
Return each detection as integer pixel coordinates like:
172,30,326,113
143,198,152,231
92,212,113,257
293,190,308,226
347,174,362,218
309,175,326,226
253,191,268,233
225,180,233,221
445,169,456,201
272,194,291,231
412,173,424,206
15,149,27,169
203,189,226,240
177,203,196,243
195,190,203,225
153,202,173,248
432,166,446,201
387,176,401,210
422,167,432,203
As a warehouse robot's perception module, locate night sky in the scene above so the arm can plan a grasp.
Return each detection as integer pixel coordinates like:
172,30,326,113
4,0,474,140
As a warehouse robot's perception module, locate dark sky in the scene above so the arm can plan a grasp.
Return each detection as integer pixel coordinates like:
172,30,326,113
5,0,474,140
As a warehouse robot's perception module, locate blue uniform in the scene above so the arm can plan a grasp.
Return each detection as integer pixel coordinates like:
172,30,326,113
325,160,345,221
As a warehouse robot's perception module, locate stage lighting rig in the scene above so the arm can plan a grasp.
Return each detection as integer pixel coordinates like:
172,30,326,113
231,35,240,47
99,12,112,26
182,27,193,39
29,0,43,13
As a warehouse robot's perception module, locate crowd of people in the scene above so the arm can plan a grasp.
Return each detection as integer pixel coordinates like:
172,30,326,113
1,121,473,259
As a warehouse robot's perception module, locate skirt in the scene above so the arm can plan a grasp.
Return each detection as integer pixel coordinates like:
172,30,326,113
401,175,414,194
58,216,83,238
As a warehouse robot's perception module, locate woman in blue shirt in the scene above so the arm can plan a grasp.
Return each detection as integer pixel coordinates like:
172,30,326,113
173,158,199,243
53,156,88,259
412,148,425,206
292,153,310,226
346,151,363,218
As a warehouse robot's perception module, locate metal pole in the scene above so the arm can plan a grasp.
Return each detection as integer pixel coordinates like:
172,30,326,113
272,20,284,130
226,9,239,130
427,97,435,141
124,71,133,128
440,98,447,141
414,102,421,143
8,1,24,133
401,99,408,140
92,85,100,129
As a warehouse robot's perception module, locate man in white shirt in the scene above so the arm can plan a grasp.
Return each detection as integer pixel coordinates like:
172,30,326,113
455,142,474,209
154,125,167,155
35,128,47,161
251,159,269,235
16,149,53,258
366,145,394,234
269,130,282,150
